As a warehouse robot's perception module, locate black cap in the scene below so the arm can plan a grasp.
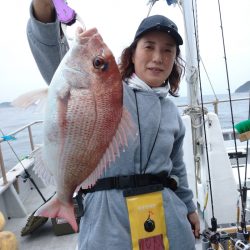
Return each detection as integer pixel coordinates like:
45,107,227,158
134,15,183,45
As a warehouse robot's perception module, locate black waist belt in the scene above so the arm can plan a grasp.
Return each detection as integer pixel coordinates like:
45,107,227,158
81,172,178,194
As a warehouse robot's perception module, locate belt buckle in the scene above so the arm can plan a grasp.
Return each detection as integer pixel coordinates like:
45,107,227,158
117,176,133,189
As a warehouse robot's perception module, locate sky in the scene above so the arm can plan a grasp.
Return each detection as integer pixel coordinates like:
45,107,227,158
0,0,250,102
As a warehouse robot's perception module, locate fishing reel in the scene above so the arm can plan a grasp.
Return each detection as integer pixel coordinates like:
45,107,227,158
202,229,250,250
233,239,250,250
202,218,221,244
202,228,221,245
201,228,233,250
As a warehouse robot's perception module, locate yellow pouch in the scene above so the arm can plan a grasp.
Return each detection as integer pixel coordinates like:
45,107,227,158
124,185,169,250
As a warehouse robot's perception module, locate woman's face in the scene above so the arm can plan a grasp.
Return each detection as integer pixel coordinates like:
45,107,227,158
132,31,177,87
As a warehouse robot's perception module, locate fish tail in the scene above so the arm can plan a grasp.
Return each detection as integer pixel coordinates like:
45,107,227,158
34,196,78,232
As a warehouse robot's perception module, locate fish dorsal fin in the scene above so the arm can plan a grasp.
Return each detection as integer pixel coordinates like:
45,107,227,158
12,88,48,110
81,107,136,189
31,146,56,186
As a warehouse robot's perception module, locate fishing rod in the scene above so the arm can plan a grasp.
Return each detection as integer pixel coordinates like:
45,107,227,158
240,98,250,240
217,0,248,237
243,97,250,193
0,128,46,203
190,0,218,232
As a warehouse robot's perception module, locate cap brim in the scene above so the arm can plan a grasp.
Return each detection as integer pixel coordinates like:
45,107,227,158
136,25,183,45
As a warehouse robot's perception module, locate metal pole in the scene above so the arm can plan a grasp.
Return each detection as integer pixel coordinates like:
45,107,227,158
181,0,200,107
0,144,8,185
213,100,218,114
28,126,35,151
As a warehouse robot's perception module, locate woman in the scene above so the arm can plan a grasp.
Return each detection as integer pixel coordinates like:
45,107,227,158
28,1,200,249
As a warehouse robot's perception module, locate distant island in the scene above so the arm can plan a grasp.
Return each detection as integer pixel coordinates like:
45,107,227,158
0,102,12,108
235,81,250,93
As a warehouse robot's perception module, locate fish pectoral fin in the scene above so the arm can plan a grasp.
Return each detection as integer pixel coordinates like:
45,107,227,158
56,84,71,100
81,107,137,189
106,107,137,158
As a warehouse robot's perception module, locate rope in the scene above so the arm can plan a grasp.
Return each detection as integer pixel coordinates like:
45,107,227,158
183,106,208,129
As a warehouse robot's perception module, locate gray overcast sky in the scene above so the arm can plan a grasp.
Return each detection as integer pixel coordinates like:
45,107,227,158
0,0,250,102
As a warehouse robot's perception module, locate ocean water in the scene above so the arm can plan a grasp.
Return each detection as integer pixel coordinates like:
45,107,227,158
0,92,249,176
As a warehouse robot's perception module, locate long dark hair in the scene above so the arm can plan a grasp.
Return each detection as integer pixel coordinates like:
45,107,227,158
118,38,185,97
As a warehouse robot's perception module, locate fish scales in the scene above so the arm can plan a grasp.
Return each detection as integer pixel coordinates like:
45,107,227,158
33,27,133,232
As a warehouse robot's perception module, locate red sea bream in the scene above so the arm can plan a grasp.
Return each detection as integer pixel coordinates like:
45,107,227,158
33,27,133,232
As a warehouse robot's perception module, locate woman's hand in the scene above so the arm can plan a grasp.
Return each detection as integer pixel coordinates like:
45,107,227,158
32,0,55,23
187,211,200,238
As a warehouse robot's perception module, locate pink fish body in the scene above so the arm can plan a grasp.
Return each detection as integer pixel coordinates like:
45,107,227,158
34,27,133,232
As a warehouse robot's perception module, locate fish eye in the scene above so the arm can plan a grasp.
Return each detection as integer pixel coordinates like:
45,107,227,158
93,56,106,70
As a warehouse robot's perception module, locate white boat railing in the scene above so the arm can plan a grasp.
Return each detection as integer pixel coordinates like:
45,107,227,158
177,96,250,115
0,120,43,185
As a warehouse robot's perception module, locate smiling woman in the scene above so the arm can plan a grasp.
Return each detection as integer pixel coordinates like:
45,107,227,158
132,31,177,88
119,14,184,95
